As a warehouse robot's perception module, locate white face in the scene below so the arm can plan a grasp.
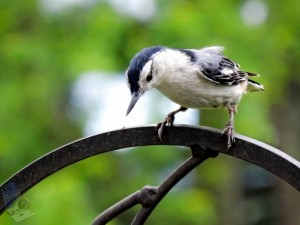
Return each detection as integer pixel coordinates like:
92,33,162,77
138,59,156,92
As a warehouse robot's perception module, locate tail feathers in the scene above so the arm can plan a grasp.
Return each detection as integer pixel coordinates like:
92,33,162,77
247,79,264,92
246,71,260,77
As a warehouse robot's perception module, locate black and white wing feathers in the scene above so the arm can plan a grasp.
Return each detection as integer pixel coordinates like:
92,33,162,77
189,46,259,85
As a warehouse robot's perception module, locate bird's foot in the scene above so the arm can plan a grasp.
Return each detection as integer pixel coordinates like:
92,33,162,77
156,114,175,142
222,105,236,149
155,107,187,142
222,121,235,149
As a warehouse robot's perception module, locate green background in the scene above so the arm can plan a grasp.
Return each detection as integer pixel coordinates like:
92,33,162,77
1,0,300,224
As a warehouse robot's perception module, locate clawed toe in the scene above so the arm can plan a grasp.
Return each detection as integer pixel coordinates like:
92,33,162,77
156,115,174,142
221,105,237,149
222,123,235,149
156,122,164,142
154,107,187,142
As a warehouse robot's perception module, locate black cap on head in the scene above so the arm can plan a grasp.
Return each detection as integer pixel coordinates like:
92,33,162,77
126,46,164,94
125,46,164,116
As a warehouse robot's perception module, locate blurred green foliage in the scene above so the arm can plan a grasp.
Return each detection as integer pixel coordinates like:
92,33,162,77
1,0,300,224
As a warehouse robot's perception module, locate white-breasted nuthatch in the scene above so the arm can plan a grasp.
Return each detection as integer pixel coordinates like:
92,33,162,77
125,46,264,148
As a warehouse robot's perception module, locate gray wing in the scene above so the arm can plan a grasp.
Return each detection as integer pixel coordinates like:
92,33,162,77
191,46,257,85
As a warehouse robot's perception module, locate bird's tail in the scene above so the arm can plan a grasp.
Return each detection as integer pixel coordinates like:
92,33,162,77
247,79,264,92
246,71,260,77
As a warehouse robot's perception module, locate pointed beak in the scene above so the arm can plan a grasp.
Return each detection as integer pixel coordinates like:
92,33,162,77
126,91,143,116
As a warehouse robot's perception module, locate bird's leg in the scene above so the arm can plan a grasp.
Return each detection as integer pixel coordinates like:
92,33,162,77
156,106,187,141
222,105,236,149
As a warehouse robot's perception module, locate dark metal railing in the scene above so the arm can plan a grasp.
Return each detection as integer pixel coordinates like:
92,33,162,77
1,125,300,224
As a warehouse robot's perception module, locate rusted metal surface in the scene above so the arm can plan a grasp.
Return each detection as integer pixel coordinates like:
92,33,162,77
1,125,300,215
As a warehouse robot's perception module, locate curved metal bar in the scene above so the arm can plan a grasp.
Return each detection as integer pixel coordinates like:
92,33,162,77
1,125,300,215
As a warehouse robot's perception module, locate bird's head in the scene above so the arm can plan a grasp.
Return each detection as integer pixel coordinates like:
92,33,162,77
125,46,165,115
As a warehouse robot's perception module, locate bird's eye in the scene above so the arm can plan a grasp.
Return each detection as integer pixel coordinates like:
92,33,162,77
146,61,154,82
146,73,153,82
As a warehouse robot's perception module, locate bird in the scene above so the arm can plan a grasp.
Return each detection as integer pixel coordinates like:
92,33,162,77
125,46,264,149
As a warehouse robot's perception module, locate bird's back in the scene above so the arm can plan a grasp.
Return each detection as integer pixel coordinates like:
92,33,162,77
155,46,264,108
